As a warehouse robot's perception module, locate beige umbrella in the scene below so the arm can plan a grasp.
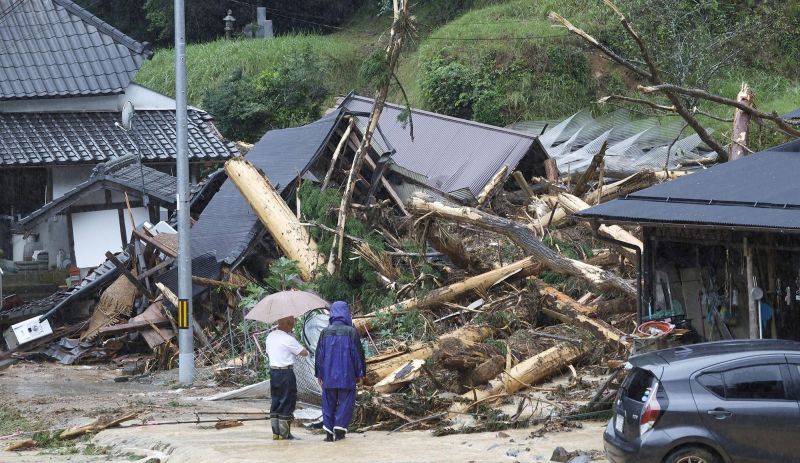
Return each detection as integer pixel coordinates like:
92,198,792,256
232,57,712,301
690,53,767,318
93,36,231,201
245,290,329,324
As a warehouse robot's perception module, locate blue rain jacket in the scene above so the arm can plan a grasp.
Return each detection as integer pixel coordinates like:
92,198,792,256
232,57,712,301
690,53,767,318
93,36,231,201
315,301,366,389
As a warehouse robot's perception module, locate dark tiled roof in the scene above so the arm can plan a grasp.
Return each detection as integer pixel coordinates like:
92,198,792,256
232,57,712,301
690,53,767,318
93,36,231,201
576,138,800,231
16,154,178,231
191,110,343,266
158,252,221,299
0,109,238,166
340,94,543,201
0,0,152,100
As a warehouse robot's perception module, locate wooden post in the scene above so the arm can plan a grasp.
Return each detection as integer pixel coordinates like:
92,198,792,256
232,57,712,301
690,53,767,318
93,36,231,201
512,171,535,199
320,118,354,191
224,158,324,281
744,237,758,339
729,83,754,162
571,141,607,197
767,249,777,339
544,159,559,183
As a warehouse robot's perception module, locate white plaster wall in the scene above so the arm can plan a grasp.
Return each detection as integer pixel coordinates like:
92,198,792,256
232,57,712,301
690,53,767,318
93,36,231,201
71,207,148,269
0,84,176,113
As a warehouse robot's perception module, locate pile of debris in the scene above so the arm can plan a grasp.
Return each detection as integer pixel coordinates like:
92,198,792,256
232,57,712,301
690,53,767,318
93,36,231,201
0,92,697,434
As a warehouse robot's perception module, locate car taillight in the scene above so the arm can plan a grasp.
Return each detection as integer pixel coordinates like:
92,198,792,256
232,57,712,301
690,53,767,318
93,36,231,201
639,383,661,436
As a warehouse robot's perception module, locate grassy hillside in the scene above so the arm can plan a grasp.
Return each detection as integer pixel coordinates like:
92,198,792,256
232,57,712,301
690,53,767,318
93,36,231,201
136,34,366,107
136,0,799,150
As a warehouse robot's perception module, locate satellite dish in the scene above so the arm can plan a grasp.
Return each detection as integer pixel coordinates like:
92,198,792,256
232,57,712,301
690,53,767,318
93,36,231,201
121,101,135,131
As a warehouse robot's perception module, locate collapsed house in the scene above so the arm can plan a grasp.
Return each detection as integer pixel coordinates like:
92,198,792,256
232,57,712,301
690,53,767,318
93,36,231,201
577,138,800,341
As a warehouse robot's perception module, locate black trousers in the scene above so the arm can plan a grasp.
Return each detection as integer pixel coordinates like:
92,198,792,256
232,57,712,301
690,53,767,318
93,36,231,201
270,368,297,420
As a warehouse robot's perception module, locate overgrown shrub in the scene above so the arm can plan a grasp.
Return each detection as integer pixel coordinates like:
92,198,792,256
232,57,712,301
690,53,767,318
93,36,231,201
420,60,504,124
203,47,329,142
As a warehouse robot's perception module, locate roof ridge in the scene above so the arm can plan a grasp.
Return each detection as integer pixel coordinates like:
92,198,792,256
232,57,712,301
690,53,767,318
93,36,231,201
51,0,153,59
343,93,537,140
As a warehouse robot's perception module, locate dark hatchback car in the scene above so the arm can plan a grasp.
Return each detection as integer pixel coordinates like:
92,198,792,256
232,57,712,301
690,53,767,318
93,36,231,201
604,340,800,463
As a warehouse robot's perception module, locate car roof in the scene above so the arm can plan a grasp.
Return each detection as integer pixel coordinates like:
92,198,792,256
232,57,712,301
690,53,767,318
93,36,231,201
629,340,800,373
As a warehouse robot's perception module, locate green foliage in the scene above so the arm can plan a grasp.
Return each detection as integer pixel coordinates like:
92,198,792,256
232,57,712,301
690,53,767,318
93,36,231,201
202,47,329,142
264,257,314,292
373,308,425,342
360,48,392,89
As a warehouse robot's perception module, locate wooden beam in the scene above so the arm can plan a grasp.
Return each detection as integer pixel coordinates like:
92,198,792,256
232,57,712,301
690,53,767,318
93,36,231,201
137,257,175,281
512,171,535,199
132,228,178,258
476,166,508,207
97,318,171,335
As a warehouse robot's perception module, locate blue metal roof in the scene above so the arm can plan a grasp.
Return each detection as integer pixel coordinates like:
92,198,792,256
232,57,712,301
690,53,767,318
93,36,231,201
576,138,800,231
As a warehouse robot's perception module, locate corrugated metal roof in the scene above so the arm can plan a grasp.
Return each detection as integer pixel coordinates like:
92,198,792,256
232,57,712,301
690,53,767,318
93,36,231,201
0,0,152,100
191,110,343,266
16,154,178,231
0,109,238,166
340,94,541,200
576,138,800,230
782,108,800,120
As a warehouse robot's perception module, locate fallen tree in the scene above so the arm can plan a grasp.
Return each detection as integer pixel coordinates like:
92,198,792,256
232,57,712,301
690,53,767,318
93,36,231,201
557,192,642,264
225,158,324,280
353,256,541,333
449,342,585,415
408,192,636,297
535,283,631,349
366,325,494,385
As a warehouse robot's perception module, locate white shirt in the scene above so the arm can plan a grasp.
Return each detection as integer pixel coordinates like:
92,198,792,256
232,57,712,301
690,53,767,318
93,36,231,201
265,329,305,367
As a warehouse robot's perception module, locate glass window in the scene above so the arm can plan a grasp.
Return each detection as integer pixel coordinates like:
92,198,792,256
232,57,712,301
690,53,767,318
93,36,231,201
697,372,725,398
723,365,785,400
622,367,657,402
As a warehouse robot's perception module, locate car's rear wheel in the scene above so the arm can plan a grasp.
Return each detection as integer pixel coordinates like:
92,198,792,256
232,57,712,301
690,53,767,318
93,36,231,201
665,446,720,463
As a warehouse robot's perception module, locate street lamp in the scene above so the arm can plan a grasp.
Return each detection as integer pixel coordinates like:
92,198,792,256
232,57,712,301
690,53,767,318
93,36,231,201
223,10,236,39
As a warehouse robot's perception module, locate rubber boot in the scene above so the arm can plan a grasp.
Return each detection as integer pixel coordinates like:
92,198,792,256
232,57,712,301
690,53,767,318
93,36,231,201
271,418,283,440
334,429,346,441
277,419,294,440
324,430,334,442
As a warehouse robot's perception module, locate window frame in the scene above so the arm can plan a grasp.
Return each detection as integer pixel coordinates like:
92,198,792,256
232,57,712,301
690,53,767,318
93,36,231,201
694,355,793,403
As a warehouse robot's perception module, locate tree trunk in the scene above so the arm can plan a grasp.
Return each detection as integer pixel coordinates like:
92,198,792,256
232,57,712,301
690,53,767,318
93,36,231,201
544,159,560,183
557,192,642,264
536,283,631,348
583,169,662,204
729,83,754,162
366,325,494,385
449,342,584,414
327,1,413,274
408,193,636,297
225,158,324,281
476,166,508,207
353,256,541,333
321,118,354,191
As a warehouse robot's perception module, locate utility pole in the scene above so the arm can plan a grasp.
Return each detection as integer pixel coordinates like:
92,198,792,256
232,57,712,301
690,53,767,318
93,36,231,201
174,0,194,385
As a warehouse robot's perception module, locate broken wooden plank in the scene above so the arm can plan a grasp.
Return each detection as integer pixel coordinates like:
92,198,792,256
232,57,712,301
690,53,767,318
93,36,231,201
224,158,324,280
373,359,425,393
98,318,171,335
512,171,535,199
132,228,178,258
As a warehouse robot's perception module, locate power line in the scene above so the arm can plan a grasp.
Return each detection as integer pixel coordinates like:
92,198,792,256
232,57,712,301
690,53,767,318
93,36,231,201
424,34,570,41
226,0,346,23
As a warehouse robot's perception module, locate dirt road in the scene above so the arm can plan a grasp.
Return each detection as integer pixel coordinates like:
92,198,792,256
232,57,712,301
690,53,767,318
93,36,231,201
1,362,608,462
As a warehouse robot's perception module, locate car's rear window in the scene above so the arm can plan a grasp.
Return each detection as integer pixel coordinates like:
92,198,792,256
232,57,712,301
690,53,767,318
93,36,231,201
622,367,657,402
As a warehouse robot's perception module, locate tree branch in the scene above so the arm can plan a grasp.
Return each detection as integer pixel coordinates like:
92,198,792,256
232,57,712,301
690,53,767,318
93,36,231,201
599,95,675,113
639,83,800,138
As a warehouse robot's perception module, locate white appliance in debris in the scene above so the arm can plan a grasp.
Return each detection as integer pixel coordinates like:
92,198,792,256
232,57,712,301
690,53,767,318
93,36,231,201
3,316,53,350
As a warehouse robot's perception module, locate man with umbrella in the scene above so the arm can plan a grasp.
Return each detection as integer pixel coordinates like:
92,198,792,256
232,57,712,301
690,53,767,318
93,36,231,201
315,301,365,441
246,290,329,440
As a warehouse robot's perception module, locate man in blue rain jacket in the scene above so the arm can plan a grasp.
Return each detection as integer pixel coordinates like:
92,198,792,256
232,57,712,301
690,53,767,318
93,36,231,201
315,301,365,441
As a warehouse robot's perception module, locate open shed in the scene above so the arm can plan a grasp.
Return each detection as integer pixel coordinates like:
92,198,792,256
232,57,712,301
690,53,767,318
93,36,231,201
576,138,800,342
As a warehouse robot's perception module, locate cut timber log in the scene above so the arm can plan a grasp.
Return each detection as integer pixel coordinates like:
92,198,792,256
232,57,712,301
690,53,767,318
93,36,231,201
476,166,508,207
225,158,324,280
60,411,139,439
408,192,636,297
449,342,584,415
365,325,494,385
536,284,631,348
373,359,425,393
729,83,754,162
557,193,642,264
354,257,542,333
584,169,686,204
